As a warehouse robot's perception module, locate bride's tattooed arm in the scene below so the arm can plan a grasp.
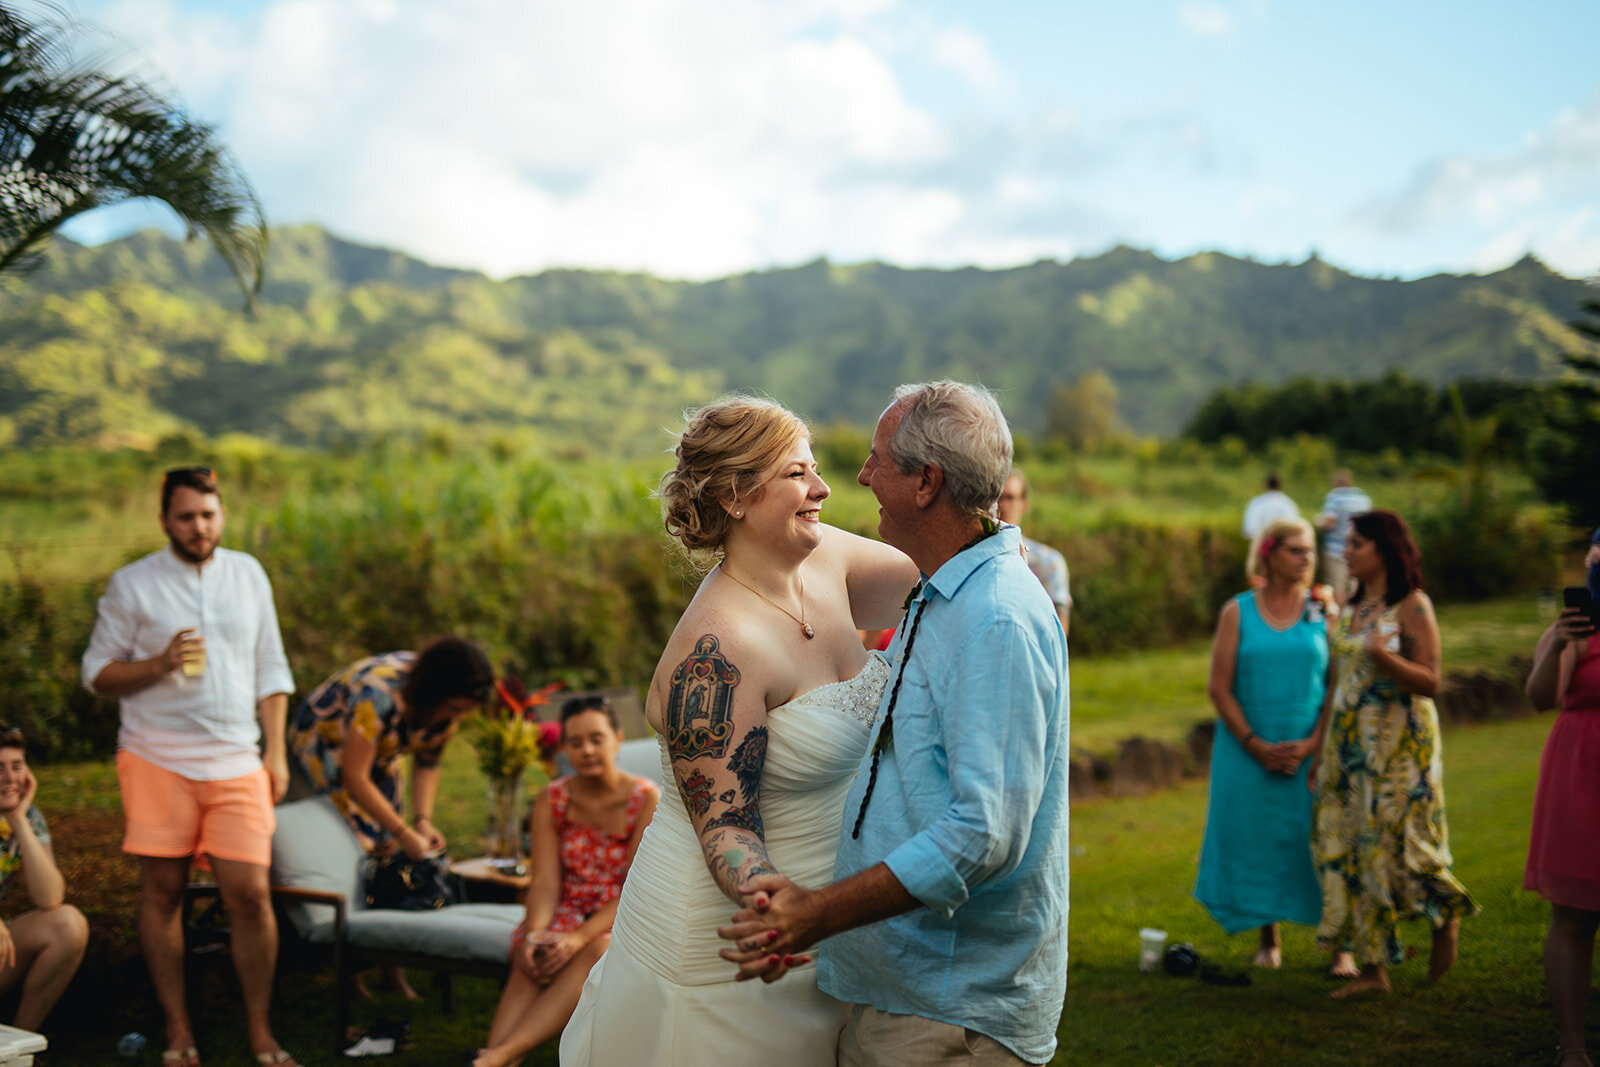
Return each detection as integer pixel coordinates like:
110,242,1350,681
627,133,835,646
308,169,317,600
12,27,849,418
665,633,776,903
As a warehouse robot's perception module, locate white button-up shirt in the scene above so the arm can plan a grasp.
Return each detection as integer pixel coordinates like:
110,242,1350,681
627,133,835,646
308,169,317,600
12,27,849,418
82,546,294,780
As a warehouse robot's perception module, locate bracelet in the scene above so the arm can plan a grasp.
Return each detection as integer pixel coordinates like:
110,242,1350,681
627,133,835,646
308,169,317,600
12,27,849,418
1239,731,1256,748
413,814,433,825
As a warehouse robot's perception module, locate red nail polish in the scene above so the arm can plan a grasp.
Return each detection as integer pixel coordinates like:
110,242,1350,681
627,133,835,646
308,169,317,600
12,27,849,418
768,954,780,965
767,930,779,941
784,955,795,966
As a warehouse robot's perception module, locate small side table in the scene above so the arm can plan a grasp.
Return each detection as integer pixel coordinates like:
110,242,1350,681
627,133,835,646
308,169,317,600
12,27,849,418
450,856,532,904
0,1023,46,1065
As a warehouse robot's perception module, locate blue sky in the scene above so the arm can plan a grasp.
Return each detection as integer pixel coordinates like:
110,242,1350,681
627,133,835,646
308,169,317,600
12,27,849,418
44,0,1600,281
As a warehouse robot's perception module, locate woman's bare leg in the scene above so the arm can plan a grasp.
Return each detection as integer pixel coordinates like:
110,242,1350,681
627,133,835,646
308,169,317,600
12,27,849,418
0,906,90,1031
475,939,608,1067
1330,963,1389,999
1253,923,1281,968
1546,905,1600,1062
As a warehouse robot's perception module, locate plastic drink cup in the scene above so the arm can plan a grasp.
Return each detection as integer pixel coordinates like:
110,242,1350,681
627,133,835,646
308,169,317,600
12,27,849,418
181,635,206,677
1138,928,1166,972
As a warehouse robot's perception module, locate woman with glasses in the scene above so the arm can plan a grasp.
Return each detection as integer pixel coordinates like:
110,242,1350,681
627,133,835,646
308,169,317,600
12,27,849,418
470,696,659,1067
1196,517,1341,972
0,726,89,1034
1311,509,1478,999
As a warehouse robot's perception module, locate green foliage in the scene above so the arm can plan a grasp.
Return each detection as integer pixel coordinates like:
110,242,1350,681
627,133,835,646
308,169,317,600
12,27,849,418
1525,298,1600,528
0,577,117,760
0,3,266,301
1183,370,1543,456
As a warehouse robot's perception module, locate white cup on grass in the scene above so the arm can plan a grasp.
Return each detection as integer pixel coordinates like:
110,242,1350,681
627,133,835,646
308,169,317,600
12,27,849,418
1138,928,1166,972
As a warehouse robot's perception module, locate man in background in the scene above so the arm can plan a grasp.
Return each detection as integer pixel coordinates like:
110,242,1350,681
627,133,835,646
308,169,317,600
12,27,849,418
1242,471,1299,541
1316,468,1371,604
998,469,1072,639
82,467,298,1067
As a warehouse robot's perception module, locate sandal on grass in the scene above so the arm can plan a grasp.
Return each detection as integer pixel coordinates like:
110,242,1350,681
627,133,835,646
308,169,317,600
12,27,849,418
161,1048,200,1067
254,1051,299,1066
1554,1050,1593,1066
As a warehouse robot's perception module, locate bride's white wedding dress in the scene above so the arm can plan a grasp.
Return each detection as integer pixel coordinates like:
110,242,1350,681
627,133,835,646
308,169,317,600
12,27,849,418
560,653,889,1066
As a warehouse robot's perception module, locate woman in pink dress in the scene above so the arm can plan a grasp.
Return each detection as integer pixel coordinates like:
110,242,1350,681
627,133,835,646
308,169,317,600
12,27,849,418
1524,530,1600,1067
470,696,659,1067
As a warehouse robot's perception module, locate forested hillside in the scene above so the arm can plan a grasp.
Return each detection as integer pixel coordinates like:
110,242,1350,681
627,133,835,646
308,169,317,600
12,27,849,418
1,225,1591,450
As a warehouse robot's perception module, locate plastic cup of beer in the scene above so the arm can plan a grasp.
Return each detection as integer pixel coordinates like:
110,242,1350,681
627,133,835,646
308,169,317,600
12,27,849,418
181,635,206,677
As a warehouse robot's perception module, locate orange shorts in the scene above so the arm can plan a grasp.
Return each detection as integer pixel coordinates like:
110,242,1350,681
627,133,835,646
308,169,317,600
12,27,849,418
116,750,275,867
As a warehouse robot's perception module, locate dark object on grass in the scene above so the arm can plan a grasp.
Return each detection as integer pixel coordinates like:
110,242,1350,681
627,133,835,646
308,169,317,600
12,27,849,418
1199,962,1252,987
1163,942,1200,977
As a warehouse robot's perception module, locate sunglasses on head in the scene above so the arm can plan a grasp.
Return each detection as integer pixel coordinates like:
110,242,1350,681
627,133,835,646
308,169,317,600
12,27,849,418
0,727,23,748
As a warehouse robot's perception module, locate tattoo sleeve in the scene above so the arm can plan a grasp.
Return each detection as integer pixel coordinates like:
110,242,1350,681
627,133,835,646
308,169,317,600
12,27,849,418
665,634,777,902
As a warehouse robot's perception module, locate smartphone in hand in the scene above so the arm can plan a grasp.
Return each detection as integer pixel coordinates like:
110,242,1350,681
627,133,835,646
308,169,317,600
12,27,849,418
1562,586,1600,626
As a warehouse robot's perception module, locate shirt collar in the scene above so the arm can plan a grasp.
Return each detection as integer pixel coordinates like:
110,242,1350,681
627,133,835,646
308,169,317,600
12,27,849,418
920,523,1020,602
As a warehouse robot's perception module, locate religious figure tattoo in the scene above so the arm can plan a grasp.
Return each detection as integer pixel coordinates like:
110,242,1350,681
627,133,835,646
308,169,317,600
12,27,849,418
666,635,740,760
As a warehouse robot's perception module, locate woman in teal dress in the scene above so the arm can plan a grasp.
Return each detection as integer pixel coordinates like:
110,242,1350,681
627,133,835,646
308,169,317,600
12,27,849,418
1197,516,1339,969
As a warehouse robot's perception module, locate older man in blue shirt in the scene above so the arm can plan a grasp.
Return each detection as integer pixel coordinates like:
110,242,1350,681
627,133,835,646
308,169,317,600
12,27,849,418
721,381,1070,1065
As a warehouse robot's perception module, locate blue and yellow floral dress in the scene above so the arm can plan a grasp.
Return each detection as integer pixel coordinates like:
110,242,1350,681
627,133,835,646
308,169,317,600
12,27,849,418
288,651,458,852
1312,605,1478,966
0,806,49,892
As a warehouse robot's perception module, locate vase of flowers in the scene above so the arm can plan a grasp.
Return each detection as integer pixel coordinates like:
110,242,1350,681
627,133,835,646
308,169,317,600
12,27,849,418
467,677,564,859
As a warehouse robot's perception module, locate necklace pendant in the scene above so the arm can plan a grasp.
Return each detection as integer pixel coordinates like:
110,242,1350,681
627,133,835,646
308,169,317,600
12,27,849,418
802,623,815,639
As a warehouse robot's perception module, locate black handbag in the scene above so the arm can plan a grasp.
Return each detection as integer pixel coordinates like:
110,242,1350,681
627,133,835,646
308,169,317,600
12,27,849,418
363,852,457,911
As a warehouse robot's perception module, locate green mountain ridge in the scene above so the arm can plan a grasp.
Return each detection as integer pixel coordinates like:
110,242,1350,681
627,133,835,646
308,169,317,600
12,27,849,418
0,225,1591,450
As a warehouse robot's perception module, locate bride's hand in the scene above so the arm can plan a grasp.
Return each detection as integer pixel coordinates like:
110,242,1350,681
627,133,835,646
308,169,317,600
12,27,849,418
718,874,820,982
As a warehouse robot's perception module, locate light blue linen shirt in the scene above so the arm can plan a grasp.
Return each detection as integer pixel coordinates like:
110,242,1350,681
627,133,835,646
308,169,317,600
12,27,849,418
819,525,1071,1064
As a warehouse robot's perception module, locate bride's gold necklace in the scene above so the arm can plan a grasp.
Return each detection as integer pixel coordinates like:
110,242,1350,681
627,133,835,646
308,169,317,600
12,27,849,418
718,564,814,639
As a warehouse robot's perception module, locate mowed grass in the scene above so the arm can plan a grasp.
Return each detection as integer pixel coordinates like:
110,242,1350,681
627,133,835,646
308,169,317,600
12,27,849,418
1063,713,1559,1067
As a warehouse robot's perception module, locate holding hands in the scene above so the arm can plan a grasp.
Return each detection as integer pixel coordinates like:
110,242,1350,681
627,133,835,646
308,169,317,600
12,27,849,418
1554,606,1597,648
716,875,816,983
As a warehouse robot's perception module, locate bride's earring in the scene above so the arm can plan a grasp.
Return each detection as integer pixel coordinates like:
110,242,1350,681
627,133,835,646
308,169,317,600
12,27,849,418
733,510,743,518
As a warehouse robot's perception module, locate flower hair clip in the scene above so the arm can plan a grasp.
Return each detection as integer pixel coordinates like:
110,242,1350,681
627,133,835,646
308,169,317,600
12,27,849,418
1259,536,1277,557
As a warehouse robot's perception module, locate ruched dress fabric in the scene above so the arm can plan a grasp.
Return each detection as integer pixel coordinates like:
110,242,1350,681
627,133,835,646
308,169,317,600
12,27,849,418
1312,606,1478,965
1525,633,1600,910
1195,592,1327,934
560,653,889,1067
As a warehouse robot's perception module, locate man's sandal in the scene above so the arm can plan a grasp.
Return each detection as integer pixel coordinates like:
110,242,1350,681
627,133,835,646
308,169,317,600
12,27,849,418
254,1051,299,1066
161,1048,200,1067
1554,1050,1593,1066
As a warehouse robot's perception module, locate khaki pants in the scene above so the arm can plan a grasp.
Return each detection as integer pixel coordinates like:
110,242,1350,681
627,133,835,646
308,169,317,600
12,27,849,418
837,1004,1039,1066
1323,554,1351,604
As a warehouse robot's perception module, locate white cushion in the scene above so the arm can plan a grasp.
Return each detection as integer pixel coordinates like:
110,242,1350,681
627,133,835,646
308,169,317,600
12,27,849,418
269,796,367,936
616,737,663,784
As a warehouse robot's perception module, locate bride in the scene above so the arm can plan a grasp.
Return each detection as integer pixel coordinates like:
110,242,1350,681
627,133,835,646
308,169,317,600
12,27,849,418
560,397,918,1064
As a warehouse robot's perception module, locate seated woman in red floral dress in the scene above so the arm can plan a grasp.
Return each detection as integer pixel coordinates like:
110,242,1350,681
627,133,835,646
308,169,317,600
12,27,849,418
470,696,658,1067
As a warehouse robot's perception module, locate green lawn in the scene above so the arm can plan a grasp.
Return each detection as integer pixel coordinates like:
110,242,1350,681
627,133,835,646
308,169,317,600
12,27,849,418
1063,713,1559,1066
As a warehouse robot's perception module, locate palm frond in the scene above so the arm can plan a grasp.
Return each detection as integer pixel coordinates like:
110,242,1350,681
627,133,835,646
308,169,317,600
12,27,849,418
0,3,266,304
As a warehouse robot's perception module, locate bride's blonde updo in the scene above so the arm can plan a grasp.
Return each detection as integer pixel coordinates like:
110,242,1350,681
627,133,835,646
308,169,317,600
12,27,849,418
658,396,809,558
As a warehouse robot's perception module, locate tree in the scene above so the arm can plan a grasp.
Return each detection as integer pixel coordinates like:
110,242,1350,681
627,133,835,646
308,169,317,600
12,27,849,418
0,3,266,302
1527,297,1600,528
1045,370,1121,453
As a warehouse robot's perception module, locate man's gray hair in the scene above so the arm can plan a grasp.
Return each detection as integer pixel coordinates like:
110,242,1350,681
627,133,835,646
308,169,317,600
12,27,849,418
888,380,1013,519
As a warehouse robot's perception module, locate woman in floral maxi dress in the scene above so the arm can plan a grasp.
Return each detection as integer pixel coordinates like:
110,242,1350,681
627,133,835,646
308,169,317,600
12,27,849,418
1310,509,1478,999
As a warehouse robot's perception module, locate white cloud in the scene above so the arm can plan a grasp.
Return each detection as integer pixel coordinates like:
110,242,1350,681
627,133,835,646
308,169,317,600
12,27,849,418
1348,90,1600,276
1178,2,1234,37
928,27,1007,94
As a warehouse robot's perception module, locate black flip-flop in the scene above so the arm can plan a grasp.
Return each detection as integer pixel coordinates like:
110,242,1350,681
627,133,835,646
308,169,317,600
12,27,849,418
1199,963,1252,987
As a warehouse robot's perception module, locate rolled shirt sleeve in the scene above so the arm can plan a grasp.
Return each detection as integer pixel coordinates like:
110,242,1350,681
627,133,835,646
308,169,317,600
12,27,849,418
81,571,137,695
250,563,294,702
